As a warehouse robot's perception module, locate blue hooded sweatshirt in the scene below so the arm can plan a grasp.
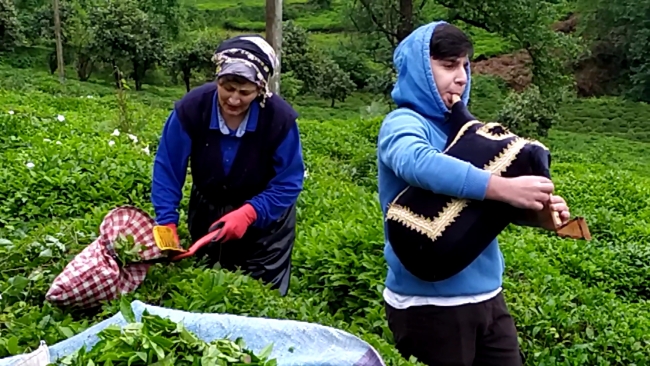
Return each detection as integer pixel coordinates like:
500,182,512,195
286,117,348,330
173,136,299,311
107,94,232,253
377,21,505,297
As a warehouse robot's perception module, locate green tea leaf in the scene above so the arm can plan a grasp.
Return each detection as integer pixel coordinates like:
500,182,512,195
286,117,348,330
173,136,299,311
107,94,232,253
258,344,273,360
120,298,136,323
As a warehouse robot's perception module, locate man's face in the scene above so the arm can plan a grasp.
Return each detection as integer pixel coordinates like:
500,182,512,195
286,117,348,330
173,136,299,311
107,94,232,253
429,55,469,108
217,79,260,118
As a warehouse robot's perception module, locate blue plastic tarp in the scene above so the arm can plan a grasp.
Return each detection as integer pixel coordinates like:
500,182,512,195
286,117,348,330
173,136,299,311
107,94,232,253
0,300,386,366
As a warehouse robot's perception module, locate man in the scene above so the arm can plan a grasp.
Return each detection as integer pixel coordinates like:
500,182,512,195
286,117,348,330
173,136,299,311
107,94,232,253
377,21,571,365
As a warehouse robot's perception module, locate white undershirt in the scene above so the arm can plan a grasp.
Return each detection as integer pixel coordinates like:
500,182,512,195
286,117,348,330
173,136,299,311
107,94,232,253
383,286,502,309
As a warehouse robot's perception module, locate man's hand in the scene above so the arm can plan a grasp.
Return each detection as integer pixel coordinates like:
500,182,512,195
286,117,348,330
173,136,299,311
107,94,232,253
511,195,571,230
486,175,555,211
539,195,571,230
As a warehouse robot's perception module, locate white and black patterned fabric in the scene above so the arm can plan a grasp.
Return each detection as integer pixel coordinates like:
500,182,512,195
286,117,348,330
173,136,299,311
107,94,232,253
212,34,279,106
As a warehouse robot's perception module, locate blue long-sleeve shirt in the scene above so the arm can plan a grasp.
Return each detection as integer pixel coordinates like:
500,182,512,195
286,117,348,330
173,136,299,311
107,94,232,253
151,93,305,229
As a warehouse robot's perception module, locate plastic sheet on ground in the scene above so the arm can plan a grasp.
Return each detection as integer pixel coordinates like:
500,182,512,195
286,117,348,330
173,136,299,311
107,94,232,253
0,300,386,366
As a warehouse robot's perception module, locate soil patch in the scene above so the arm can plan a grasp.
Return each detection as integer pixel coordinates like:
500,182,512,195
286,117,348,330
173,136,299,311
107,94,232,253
471,50,532,91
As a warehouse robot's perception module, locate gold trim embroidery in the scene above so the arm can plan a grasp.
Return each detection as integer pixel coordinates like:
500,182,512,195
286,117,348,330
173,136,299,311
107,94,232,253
386,130,534,242
476,123,517,140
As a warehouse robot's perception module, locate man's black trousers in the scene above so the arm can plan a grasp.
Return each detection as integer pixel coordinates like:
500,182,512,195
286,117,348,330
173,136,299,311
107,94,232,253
384,292,525,366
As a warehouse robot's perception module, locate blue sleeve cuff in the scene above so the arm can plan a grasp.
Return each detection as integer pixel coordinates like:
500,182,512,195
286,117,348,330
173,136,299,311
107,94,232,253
248,200,266,226
460,166,491,201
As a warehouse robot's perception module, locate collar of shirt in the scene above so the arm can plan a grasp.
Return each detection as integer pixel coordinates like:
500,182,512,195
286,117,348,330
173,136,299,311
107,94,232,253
209,90,260,137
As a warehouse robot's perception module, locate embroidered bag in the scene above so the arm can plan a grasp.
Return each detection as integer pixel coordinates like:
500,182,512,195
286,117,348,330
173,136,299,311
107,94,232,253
385,99,552,282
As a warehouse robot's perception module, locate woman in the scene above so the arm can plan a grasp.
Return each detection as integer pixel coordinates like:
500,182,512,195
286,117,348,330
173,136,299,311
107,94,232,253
151,35,305,296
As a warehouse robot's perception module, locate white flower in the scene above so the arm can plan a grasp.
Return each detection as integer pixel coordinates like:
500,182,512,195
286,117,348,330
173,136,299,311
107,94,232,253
43,138,51,142
108,140,115,147
142,145,150,155
304,170,309,178
87,95,93,98
8,110,14,115
55,141,62,145
127,134,138,143
57,115,65,122
26,162,35,169
111,129,120,136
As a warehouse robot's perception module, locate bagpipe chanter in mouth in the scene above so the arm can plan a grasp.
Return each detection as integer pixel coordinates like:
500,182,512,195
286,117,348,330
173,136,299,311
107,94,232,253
385,95,591,283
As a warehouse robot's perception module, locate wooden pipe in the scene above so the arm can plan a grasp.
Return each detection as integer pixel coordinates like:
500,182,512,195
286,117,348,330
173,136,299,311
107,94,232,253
542,196,592,241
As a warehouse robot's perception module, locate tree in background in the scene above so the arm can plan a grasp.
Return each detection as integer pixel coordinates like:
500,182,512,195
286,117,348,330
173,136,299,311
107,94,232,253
89,0,166,90
166,30,222,92
345,0,585,136
281,20,320,93
313,56,356,107
576,0,650,103
0,0,23,51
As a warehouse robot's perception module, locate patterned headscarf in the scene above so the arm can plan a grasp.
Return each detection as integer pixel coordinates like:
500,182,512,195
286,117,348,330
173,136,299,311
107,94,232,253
212,34,279,107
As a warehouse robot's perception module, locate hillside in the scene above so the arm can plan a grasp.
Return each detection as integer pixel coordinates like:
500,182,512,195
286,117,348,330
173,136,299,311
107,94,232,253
1,60,650,365
2,0,515,94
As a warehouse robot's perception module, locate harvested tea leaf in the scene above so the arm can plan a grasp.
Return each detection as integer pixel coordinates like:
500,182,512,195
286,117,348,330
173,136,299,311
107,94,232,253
50,310,276,366
111,234,145,267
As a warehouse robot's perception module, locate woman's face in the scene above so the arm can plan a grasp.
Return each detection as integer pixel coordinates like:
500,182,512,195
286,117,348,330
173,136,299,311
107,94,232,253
217,77,260,118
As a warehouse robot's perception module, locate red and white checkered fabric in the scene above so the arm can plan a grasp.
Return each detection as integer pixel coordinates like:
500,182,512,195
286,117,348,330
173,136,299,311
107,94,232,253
46,205,166,308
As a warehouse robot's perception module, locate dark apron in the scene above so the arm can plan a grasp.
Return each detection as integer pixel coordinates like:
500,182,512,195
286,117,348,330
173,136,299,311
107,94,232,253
186,184,296,296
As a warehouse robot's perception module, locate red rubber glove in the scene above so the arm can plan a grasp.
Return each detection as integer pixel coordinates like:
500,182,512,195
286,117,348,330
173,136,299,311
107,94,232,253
210,204,257,242
163,223,180,245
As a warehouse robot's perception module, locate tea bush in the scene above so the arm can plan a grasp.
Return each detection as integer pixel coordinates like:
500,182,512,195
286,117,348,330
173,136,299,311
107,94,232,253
1,67,650,366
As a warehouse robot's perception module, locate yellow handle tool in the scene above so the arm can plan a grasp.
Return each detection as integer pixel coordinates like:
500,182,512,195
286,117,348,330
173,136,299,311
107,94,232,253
152,225,187,252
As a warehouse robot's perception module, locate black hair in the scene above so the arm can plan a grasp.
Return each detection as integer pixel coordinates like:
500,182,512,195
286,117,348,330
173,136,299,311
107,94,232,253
429,23,474,60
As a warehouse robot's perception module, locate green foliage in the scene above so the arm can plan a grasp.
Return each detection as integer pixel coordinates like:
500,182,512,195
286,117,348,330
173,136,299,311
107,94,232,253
441,0,585,98
281,20,319,93
496,84,558,139
0,0,23,51
279,70,303,101
344,0,514,68
344,0,434,49
3,0,645,106
325,41,374,90
313,56,356,108
460,24,515,60
62,1,94,81
54,308,277,365
281,20,358,104
201,1,346,33
576,0,650,102
292,92,378,121
166,30,223,92
556,96,650,143
89,0,167,90
307,0,332,10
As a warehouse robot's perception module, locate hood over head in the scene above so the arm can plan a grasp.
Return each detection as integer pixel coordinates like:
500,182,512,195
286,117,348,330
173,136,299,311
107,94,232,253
390,21,472,122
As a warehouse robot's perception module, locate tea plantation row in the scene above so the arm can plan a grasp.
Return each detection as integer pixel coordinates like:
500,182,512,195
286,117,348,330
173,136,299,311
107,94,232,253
1,70,650,365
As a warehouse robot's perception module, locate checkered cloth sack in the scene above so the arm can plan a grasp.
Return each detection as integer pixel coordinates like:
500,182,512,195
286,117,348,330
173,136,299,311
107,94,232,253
45,205,166,308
